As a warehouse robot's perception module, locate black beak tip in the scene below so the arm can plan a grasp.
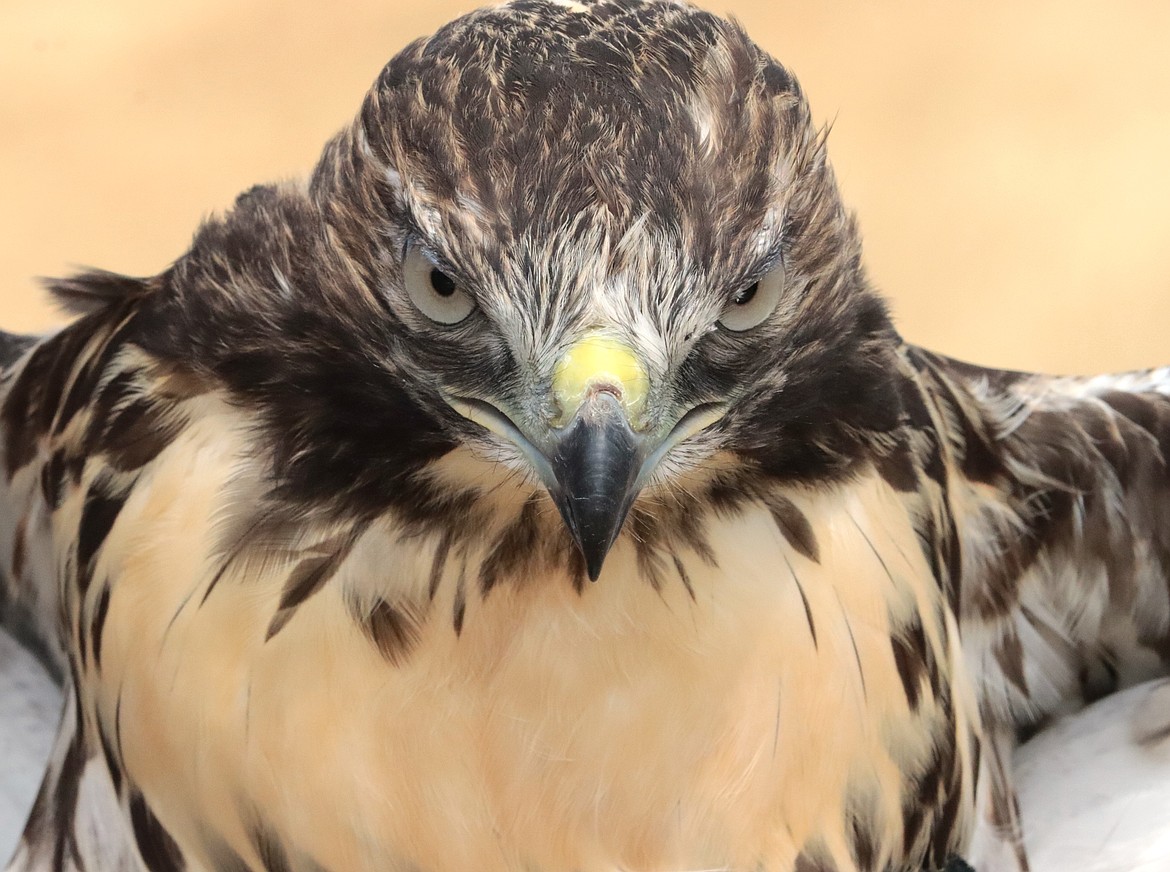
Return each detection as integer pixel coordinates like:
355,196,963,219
563,504,622,583
583,547,606,582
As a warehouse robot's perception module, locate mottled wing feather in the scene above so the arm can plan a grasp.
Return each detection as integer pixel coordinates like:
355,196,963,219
911,348,1170,723
0,330,64,685
0,307,164,872
907,347,1170,867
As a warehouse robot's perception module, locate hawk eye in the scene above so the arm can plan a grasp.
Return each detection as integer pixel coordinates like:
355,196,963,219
717,263,785,332
403,246,475,324
731,282,759,306
430,269,457,297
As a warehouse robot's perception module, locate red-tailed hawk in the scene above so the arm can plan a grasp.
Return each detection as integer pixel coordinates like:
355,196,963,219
2,2,1169,870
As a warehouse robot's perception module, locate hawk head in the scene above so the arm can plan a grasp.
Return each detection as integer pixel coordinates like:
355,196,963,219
134,0,903,579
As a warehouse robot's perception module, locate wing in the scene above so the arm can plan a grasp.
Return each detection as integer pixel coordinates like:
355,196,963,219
0,330,72,867
0,329,64,685
0,277,166,872
910,348,1170,723
906,346,1170,867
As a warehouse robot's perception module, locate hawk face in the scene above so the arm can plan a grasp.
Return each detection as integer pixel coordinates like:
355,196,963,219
140,0,903,577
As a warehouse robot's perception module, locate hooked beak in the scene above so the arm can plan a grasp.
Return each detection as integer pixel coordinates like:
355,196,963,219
547,389,642,580
449,334,724,580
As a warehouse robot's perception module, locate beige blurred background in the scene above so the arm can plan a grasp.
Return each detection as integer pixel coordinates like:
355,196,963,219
3,0,1170,374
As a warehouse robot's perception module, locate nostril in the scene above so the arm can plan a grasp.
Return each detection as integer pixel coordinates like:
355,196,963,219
587,382,624,402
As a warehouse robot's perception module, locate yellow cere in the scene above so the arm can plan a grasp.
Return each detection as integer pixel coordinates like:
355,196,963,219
552,334,649,426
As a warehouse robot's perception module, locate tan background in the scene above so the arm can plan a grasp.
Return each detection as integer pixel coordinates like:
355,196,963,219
3,1,1170,374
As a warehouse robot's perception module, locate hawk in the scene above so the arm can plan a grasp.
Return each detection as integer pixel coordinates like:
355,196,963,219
2,1,1169,870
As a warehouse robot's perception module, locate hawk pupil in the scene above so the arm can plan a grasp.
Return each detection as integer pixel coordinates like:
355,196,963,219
734,282,759,306
430,268,457,297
